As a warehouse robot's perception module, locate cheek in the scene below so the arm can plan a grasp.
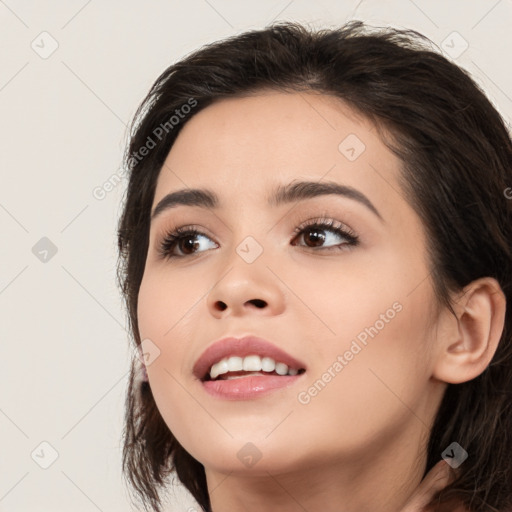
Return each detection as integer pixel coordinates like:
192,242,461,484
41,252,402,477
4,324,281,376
137,270,207,350
295,277,435,439
137,271,213,451
137,271,205,390
302,296,431,440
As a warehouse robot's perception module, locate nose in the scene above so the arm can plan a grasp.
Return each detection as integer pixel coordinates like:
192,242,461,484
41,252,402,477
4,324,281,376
206,253,286,318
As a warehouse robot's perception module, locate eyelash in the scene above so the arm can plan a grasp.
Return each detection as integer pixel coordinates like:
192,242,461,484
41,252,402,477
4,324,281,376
157,217,360,260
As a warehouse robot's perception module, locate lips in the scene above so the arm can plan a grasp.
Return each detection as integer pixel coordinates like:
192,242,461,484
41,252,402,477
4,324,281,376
193,335,307,382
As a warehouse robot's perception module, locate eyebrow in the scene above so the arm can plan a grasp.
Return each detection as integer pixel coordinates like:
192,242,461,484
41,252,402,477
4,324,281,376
151,180,383,222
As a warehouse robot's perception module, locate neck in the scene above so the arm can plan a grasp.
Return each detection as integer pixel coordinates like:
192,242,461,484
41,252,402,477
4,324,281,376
205,418,431,512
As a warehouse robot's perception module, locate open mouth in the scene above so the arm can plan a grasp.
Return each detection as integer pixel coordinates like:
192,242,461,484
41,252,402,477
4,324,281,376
202,354,306,382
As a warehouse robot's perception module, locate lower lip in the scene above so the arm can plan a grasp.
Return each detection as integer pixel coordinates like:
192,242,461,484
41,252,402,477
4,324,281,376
202,374,304,400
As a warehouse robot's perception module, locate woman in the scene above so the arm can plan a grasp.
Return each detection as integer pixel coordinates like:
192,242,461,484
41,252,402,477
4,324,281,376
117,21,512,512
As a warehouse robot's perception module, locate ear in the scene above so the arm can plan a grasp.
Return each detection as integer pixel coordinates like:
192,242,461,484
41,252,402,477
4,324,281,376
432,277,506,384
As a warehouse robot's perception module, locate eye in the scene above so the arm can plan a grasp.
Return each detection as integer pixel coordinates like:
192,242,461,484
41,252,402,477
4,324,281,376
291,218,359,251
157,226,218,260
157,217,359,260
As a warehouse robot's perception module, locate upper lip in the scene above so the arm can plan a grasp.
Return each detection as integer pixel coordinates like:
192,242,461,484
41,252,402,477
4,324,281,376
193,335,307,381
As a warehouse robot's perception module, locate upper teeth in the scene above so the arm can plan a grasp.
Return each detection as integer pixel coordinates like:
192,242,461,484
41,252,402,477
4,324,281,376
209,355,299,380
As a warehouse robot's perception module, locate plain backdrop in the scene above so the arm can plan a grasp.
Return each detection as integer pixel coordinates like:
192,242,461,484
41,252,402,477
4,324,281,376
0,1,511,511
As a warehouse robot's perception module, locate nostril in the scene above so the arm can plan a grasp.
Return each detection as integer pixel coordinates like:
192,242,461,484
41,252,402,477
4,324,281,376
249,299,266,308
215,301,228,311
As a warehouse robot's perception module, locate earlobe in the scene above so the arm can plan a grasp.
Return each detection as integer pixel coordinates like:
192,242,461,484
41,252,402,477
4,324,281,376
433,277,506,384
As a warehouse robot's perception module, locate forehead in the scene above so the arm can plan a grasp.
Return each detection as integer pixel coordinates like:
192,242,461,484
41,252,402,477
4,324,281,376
153,91,401,213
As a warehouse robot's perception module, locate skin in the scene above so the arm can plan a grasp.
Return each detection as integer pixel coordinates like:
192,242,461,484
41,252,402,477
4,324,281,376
137,91,506,512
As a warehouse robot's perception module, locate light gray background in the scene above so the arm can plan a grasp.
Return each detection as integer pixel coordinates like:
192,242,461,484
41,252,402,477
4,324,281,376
1,1,511,511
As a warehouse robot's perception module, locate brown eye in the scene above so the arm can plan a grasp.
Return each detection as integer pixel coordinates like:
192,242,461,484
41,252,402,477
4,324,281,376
159,228,217,259
299,227,327,247
292,219,359,251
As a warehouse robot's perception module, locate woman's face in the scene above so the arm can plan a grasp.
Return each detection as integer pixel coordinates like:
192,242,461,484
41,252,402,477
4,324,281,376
137,91,447,481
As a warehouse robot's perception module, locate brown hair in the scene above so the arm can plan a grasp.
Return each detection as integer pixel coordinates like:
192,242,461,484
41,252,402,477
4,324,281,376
117,20,512,512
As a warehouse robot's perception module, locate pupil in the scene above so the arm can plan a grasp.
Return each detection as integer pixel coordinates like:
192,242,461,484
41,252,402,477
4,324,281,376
181,236,198,253
306,229,325,247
